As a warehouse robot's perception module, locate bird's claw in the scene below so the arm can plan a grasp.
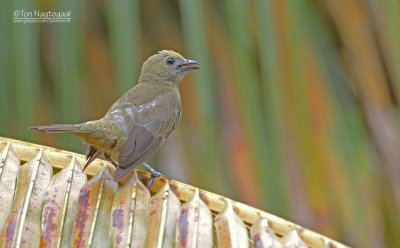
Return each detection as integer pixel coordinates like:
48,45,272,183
151,170,166,178
146,170,166,188
147,176,155,189
143,162,166,188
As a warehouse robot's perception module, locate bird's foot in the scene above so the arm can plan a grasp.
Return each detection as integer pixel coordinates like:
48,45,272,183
143,162,166,188
104,154,118,168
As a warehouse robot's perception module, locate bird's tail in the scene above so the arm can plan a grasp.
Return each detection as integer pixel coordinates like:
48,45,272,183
29,124,88,133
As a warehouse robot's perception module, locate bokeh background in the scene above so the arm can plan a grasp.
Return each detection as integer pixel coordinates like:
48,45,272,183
1,0,400,247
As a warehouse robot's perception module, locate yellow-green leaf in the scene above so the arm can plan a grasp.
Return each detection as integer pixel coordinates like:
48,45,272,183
41,156,87,248
176,188,212,248
0,142,20,229
0,149,53,248
109,171,150,248
145,181,181,248
214,200,249,248
72,165,117,248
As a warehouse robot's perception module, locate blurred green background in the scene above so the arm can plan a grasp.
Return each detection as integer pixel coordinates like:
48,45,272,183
1,0,400,246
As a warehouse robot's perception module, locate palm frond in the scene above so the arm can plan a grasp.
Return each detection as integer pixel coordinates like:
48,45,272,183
0,137,347,247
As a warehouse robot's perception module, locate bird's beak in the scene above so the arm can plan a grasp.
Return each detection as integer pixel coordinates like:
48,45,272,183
178,59,200,70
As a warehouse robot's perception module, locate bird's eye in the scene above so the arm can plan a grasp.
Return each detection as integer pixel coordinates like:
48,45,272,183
167,57,175,65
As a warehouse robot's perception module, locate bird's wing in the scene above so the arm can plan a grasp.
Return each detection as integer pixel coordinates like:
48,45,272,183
113,94,180,181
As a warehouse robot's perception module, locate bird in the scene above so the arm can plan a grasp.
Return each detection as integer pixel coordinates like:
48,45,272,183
30,50,200,187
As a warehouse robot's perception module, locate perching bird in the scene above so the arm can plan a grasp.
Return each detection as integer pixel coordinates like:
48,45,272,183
30,50,200,187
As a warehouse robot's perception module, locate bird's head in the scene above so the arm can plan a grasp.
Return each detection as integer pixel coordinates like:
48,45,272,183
139,50,200,87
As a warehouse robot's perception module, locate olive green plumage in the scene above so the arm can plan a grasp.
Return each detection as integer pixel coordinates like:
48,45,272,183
30,50,200,181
